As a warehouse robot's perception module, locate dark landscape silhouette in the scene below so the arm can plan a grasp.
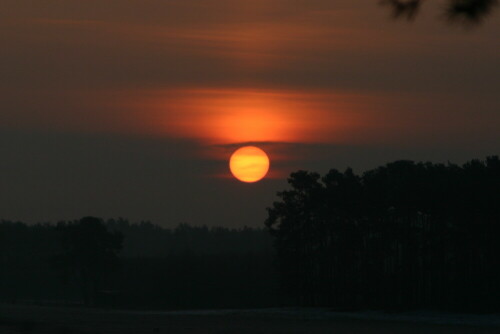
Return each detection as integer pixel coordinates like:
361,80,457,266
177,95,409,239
1,156,499,314
267,156,500,311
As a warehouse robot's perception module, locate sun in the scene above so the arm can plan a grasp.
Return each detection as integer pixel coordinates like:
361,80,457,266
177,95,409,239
229,146,270,183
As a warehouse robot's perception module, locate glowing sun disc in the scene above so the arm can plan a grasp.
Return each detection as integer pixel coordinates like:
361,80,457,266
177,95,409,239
229,146,270,183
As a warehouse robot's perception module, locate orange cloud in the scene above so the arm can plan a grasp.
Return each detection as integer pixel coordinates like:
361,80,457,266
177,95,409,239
130,88,380,145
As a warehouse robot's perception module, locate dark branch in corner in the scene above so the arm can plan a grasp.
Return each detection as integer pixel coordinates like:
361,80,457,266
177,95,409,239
380,0,498,25
446,0,499,25
380,0,422,20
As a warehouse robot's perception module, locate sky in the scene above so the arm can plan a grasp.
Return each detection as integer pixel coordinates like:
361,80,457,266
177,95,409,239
1,0,499,227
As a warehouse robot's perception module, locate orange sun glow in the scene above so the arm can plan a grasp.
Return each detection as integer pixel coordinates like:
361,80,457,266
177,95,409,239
229,146,270,183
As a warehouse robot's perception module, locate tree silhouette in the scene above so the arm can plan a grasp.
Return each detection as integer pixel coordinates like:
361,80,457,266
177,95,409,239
380,0,498,25
0,219,277,309
54,217,123,306
1,156,499,311
266,156,500,310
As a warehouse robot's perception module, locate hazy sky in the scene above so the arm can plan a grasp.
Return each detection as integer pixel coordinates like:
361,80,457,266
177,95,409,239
1,1,499,227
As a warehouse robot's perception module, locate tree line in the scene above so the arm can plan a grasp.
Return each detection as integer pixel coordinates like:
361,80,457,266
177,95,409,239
1,156,499,311
0,219,278,309
266,156,500,311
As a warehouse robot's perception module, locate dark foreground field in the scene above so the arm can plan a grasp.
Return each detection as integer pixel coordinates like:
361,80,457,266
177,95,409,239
1,304,500,334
